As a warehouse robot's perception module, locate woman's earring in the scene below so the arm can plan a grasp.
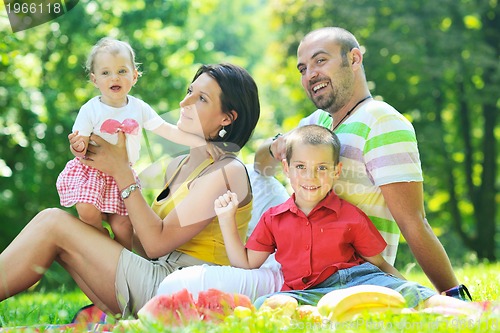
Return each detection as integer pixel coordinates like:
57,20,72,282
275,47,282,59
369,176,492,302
219,126,227,138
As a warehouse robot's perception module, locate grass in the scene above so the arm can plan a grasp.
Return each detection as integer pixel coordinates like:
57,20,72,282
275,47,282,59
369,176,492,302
0,262,499,332
0,289,90,327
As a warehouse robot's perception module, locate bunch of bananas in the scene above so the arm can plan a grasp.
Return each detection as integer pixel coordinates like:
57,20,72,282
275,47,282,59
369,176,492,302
317,285,408,322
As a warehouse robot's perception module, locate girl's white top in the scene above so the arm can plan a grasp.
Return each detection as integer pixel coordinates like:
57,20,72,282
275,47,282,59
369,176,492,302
73,95,165,164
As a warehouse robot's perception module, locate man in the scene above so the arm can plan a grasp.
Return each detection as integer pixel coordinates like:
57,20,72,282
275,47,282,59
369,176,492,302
256,27,464,295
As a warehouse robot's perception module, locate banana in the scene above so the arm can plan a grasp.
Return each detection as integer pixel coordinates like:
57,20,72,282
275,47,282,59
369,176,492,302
335,304,405,322
317,285,407,322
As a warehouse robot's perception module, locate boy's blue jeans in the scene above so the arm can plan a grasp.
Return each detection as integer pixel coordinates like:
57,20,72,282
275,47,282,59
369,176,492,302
254,262,436,309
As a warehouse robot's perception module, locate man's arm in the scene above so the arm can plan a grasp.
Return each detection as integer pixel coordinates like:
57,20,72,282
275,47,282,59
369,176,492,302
380,181,459,292
254,136,286,176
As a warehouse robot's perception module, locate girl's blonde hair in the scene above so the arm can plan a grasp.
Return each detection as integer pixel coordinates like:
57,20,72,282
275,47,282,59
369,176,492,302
85,37,141,76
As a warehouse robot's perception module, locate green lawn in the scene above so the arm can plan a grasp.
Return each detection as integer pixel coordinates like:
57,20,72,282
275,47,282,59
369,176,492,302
0,262,499,332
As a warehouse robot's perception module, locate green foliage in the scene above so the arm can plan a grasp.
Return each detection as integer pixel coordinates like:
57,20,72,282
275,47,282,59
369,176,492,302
0,289,89,327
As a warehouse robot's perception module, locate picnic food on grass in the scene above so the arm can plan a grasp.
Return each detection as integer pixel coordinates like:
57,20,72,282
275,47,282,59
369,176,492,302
197,288,254,322
137,288,199,326
317,285,407,322
138,288,253,326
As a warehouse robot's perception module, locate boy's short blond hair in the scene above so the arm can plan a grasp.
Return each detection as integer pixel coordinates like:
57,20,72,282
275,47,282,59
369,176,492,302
285,125,341,165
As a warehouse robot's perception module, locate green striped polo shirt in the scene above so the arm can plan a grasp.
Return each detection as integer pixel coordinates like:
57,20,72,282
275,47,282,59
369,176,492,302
298,100,423,265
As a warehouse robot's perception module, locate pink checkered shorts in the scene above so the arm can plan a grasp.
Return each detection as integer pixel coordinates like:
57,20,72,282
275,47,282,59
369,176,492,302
56,158,139,216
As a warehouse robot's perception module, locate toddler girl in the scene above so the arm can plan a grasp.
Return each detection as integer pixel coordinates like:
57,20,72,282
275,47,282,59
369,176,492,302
57,37,207,250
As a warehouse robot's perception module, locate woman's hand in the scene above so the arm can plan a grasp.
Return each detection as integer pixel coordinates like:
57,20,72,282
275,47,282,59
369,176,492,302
81,131,131,179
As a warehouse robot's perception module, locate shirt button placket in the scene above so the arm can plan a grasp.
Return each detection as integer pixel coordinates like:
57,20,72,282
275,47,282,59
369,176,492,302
304,217,312,286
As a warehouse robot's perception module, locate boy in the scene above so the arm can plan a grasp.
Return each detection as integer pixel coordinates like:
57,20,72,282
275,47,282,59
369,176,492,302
215,125,479,312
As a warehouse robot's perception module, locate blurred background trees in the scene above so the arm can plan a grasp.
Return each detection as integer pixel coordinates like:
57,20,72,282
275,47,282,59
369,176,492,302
1,0,498,281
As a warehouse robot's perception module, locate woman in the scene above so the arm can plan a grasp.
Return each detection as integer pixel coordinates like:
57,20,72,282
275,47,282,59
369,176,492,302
0,63,260,317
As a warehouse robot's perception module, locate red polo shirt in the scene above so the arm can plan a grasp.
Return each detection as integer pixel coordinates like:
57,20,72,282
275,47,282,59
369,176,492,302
246,191,387,291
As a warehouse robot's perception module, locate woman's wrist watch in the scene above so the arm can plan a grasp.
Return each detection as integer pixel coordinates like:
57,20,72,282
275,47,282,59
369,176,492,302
120,183,140,199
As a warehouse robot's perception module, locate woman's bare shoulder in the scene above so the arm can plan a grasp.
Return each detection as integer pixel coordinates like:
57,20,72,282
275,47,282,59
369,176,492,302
189,154,248,187
212,154,247,175
164,154,188,181
210,155,252,204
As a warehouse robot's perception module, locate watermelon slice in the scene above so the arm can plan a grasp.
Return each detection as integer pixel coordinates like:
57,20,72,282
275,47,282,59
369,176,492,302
196,288,253,322
138,288,200,326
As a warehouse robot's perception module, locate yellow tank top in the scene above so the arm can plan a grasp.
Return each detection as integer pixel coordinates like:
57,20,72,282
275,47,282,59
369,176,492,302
151,156,252,265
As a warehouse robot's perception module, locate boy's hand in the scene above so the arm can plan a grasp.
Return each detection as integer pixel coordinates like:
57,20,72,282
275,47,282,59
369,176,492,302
214,190,239,224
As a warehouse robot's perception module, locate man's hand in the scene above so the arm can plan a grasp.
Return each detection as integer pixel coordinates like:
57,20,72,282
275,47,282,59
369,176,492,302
206,142,226,161
255,133,288,176
269,134,287,161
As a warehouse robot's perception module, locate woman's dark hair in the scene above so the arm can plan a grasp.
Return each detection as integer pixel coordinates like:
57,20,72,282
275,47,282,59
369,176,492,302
192,63,260,152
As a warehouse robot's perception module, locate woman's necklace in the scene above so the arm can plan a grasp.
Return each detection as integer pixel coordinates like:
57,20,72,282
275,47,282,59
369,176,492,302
331,95,372,131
